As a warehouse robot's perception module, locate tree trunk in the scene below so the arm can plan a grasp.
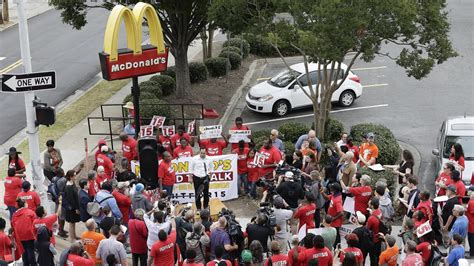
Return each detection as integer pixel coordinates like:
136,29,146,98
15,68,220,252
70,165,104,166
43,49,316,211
207,27,214,58
200,27,208,61
0,9,3,24
2,0,8,22
173,45,191,98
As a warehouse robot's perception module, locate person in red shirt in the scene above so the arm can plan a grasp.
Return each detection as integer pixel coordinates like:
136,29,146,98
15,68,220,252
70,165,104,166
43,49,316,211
264,241,288,266
183,249,204,266
322,183,344,248
287,235,306,266
171,124,194,149
414,191,433,224
128,209,148,266
157,127,173,154
435,163,455,196
148,229,180,266
87,171,100,197
158,152,176,197
229,117,251,150
33,205,59,246
112,182,132,223
11,198,37,266
199,134,228,156
120,132,138,163
173,138,194,159
232,140,249,196
303,235,333,265
4,168,23,219
451,170,466,203
94,139,107,161
17,181,41,212
449,143,465,172
366,197,383,266
467,192,474,257
96,145,114,180
341,174,372,215
415,233,435,265
294,195,316,230
339,234,364,266
66,242,95,266
206,246,232,266
7,147,26,174
258,139,282,179
346,137,359,163
0,218,13,262
246,149,259,199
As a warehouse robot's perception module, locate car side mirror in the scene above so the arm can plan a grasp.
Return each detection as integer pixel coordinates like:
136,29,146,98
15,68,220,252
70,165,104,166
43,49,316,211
293,84,301,90
432,149,440,156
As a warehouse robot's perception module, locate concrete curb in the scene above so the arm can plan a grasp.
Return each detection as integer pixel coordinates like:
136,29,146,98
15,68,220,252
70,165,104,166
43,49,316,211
0,4,53,32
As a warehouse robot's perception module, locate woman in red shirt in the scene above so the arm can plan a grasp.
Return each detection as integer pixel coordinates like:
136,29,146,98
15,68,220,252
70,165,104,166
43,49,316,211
7,147,25,175
4,168,22,219
450,143,465,172
246,149,259,200
232,140,249,196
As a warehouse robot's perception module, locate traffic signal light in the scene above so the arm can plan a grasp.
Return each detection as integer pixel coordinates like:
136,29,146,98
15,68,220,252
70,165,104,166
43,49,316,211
138,137,158,189
35,105,56,126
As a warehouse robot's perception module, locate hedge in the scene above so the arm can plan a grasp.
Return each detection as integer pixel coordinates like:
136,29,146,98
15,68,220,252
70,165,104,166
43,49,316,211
219,51,241,70
359,167,396,197
221,46,242,55
324,118,345,142
243,34,274,57
150,75,175,96
350,123,400,165
189,62,208,83
140,98,174,120
252,129,272,149
140,85,162,98
284,141,296,156
161,66,176,80
278,122,310,143
223,38,250,58
204,57,230,77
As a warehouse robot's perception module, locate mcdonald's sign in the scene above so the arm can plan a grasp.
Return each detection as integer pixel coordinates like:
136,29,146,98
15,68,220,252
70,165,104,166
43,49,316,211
99,2,169,81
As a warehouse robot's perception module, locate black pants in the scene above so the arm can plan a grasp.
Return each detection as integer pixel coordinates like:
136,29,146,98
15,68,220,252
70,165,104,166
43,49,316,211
313,208,321,228
369,241,382,266
132,253,147,266
469,232,474,257
193,175,210,210
21,240,37,266
334,227,340,249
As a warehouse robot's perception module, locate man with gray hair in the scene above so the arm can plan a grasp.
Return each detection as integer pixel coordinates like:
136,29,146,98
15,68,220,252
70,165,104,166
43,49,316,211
270,129,284,152
449,204,468,239
341,174,372,215
96,225,128,266
295,129,322,160
210,216,238,259
81,219,105,264
402,240,423,265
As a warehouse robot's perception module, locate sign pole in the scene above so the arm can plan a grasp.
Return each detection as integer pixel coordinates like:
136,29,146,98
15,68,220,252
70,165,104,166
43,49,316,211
132,76,141,139
16,0,49,211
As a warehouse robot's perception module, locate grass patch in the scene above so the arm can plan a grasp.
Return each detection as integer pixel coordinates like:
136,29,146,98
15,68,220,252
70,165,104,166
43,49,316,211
0,79,130,178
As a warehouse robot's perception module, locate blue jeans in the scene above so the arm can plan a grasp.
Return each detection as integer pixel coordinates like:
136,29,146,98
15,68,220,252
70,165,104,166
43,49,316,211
249,182,257,199
7,206,17,220
162,185,174,198
238,173,248,195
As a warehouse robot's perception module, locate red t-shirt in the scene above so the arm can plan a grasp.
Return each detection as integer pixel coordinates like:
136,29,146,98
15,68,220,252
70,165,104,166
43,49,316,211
230,125,250,150
122,137,138,163
415,242,431,264
328,194,344,227
247,157,259,182
348,186,372,214
303,247,333,266
8,158,25,171
206,260,232,266
4,176,22,207
11,207,37,241
449,155,465,168
96,153,113,180
340,247,363,264
158,135,173,153
436,172,452,196
233,148,249,175
33,214,58,245
173,146,193,158
66,254,95,266
171,133,192,148
265,254,288,266
150,238,177,266
200,140,227,156
415,200,433,223
17,191,41,212
287,246,306,266
88,180,99,198
128,219,148,254
294,204,316,230
158,160,176,186
367,213,381,243
258,146,282,178
0,232,12,261
467,199,474,233
112,190,132,223
453,180,466,203
184,261,204,266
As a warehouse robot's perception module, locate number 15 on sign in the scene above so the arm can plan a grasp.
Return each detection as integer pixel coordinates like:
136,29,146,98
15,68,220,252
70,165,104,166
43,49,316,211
139,125,154,138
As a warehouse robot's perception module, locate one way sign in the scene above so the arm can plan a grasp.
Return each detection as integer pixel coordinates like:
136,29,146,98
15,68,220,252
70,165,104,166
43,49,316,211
1,71,56,92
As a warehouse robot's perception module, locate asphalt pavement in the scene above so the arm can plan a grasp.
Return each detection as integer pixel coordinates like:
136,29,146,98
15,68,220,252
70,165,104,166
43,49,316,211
239,0,474,192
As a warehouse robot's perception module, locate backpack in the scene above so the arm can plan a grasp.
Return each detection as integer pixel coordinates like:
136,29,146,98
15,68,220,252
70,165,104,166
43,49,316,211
373,214,391,235
428,244,442,266
87,196,114,217
187,233,207,262
48,176,64,203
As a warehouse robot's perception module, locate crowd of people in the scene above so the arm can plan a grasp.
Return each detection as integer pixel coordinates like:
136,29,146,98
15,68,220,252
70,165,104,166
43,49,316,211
1,116,472,266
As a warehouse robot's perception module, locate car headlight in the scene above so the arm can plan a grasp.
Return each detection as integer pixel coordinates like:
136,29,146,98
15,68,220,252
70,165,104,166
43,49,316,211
258,94,274,102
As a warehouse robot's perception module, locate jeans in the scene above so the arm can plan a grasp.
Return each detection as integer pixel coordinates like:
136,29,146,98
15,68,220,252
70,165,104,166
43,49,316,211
162,185,174,198
469,232,474,256
21,240,36,266
249,181,257,199
193,175,210,210
132,253,147,266
238,173,248,195
369,241,382,266
7,206,17,220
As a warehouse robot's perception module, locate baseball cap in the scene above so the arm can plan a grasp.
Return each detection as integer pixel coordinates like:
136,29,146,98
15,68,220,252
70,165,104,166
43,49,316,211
101,145,109,153
366,132,375,139
241,249,252,263
135,183,144,193
356,211,366,224
447,184,457,193
285,171,294,180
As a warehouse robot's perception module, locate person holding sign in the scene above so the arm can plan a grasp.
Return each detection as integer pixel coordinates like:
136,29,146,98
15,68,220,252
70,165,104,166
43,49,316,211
173,138,194,159
171,125,194,149
156,127,172,154
229,117,252,150
190,149,213,210
198,132,228,156
158,152,176,198
258,139,282,179
119,132,138,163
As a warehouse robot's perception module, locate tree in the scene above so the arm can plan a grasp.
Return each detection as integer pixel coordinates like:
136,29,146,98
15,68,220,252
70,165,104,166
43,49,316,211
50,0,209,98
212,0,457,139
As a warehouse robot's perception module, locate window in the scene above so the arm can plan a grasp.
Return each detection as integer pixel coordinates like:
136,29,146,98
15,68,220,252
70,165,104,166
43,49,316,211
268,69,301,88
443,136,474,159
297,71,319,87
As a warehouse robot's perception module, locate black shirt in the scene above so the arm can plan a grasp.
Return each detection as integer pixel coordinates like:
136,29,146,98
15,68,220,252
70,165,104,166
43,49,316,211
246,223,274,252
116,170,136,182
276,181,304,209
442,196,458,230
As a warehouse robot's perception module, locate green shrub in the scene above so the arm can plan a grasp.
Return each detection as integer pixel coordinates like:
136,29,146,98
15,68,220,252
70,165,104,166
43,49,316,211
140,98,174,120
324,118,345,142
223,38,250,58
161,66,176,79
221,46,242,55
219,51,241,70
123,92,157,104
359,167,397,196
139,80,159,88
244,34,274,57
150,75,175,96
188,62,208,83
284,141,295,156
350,123,400,165
278,122,310,143
204,57,230,77
140,85,162,98
252,129,271,149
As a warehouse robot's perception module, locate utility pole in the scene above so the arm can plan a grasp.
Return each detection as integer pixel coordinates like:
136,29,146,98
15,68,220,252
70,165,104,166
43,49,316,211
16,0,49,211
2,0,8,22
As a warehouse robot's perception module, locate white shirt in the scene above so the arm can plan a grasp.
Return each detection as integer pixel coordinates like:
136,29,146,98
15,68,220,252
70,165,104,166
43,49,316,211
191,157,213,178
144,213,171,250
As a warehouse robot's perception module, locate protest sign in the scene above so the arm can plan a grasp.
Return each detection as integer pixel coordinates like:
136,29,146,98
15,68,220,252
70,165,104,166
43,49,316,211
187,120,196,135
149,116,166,128
298,224,307,241
139,125,154,138
228,130,251,143
162,125,175,137
199,125,222,139
254,152,266,167
343,197,355,214
416,221,432,238
339,225,353,239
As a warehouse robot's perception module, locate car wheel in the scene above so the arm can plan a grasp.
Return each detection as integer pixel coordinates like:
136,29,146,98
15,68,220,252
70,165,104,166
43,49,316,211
339,90,355,107
272,100,290,117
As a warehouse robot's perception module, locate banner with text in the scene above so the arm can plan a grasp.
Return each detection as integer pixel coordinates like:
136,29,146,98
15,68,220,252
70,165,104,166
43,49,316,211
228,130,251,143
199,125,222,139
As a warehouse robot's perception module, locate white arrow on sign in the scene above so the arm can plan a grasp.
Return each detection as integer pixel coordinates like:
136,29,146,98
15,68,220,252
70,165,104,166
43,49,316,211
4,75,53,91
4,76,17,91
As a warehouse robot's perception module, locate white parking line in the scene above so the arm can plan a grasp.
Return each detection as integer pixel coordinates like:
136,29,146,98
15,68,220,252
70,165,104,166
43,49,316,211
352,66,387,71
0,57,5,61
244,104,389,126
363,83,388,88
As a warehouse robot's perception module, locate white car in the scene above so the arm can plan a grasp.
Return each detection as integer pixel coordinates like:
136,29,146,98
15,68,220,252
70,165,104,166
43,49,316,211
432,116,474,190
246,62,363,116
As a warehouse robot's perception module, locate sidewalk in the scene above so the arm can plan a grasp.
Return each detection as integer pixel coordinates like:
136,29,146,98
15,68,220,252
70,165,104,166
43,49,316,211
0,0,52,31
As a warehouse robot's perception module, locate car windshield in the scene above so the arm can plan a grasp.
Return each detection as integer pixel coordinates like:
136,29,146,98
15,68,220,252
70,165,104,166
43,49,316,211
443,136,474,160
268,69,301,88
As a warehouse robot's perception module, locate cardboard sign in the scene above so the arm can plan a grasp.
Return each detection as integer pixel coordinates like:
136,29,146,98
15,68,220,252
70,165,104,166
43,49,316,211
228,130,251,143
150,116,166,128
298,224,307,241
254,152,266,167
199,125,222,139
187,120,196,135
416,220,432,238
339,225,353,239
162,125,175,137
139,125,154,137
343,197,355,214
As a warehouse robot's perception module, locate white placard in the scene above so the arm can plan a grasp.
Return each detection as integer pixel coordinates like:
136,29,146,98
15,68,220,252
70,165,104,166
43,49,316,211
139,125,154,138
150,116,166,128
343,196,355,214
298,224,307,241
187,120,196,135
254,152,266,167
199,125,222,139
307,228,324,235
416,220,432,238
339,225,353,239
228,130,251,143
162,125,175,137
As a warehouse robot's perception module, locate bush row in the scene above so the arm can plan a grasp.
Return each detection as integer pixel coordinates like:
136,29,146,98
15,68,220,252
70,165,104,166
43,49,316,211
242,33,300,57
